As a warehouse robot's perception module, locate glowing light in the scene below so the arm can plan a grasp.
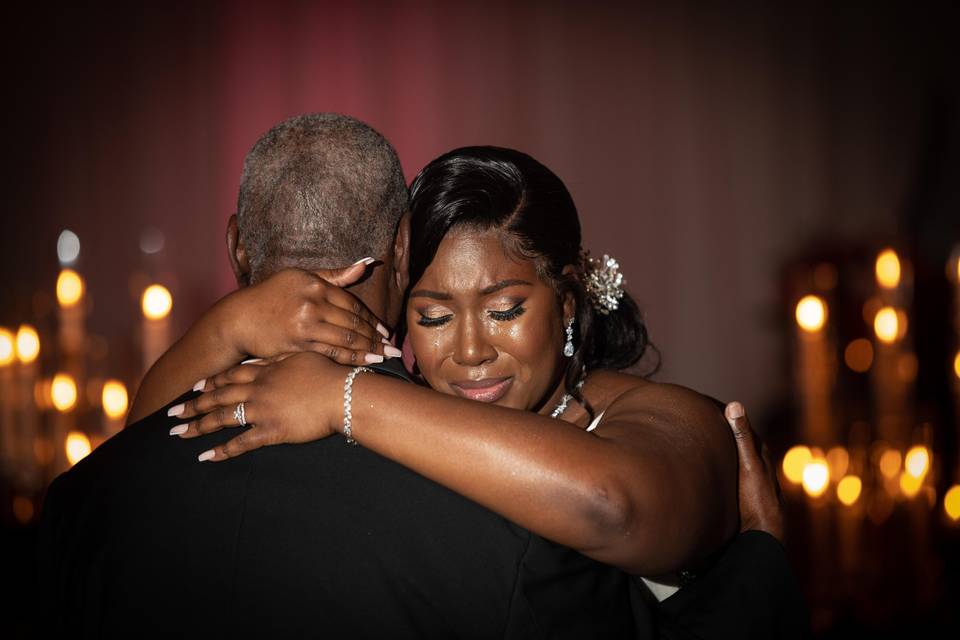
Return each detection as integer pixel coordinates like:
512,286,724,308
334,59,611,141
837,476,862,506
12,496,34,524
954,351,960,380
65,431,91,466
101,380,129,419
15,325,40,364
56,269,84,307
874,307,898,344
142,284,173,320
879,449,902,479
57,229,80,264
899,471,922,498
795,295,827,332
945,485,960,521
875,248,901,288
0,328,14,366
782,446,812,485
844,338,873,373
905,446,930,479
51,373,77,412
802,458,830,497
826,447,850,482
897,352,918,382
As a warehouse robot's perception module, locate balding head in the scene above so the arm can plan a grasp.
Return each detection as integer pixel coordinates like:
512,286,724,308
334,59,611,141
236,113,408,282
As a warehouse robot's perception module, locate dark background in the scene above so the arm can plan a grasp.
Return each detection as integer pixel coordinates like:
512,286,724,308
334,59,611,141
2,1,958,636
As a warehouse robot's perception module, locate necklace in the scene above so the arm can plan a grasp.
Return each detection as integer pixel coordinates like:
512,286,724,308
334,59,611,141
549,379,584,419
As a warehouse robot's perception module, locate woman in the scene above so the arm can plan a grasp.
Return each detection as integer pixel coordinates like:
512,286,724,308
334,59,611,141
136,146,738,582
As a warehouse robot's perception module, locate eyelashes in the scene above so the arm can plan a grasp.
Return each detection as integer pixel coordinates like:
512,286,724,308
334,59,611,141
415,303,527,327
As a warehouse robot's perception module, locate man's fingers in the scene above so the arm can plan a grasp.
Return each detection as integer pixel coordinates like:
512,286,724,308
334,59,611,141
725,401,762,471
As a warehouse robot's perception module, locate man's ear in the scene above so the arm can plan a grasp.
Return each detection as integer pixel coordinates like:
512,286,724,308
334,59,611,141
392,211,411,293
226,214,252,287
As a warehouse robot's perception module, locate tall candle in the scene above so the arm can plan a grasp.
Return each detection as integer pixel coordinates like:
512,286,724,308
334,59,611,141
795,294,833,447
0,328,15,471
14,325,41,488
141,284,173,374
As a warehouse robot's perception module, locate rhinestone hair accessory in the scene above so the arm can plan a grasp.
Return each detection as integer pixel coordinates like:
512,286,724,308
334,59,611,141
582,253,625,315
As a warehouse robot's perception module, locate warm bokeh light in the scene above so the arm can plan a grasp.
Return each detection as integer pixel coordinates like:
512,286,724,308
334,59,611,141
15,324,40,364
101,379,129,419
802,458,830,498
795,295,827,332
57,229,81,264
879,449,902,479
12,496,34,524
844,338,873,373
142,284,173,320
904,445,930,479
782,445,812,485
56,268,84,307
0,328,14,366
875,248,901,288
826,446,850,482
954,350,960,380
837,475,862,506
899,471,922,498
51,373,78,412
874,306,899,344
65,431,92,466
945,485,960,521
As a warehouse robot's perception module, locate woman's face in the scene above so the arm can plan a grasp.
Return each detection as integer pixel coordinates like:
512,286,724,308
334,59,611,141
406,227,569,412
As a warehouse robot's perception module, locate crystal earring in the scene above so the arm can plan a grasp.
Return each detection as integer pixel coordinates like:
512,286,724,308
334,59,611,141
563,318,575,357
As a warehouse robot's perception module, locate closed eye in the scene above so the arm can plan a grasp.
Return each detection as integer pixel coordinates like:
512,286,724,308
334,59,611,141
416,313,452,327
488,303,526,322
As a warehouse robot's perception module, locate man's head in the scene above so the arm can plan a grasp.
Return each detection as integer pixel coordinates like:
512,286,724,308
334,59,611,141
226,113,411,324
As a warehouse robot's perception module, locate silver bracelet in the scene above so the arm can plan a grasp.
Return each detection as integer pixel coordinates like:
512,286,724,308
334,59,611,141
343,366,372,445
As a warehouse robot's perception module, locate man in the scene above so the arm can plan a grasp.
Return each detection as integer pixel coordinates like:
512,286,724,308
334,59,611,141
39,114,805,637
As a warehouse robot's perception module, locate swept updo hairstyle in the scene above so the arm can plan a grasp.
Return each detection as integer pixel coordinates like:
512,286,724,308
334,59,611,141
407,146,657,404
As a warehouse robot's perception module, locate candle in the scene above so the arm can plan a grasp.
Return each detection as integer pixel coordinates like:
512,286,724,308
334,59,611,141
101,379,128,436
0,328,15,471
141,284,173,374
795,294,833,447
15,325,41,488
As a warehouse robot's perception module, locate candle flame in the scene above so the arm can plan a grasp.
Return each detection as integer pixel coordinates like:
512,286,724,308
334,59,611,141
945,485,960,522
899,470,922,498
142,284,173,320
795,295,827,332
16,324,40,364
782,446,812,484
0,328,14,366
802,458,830,498
904,446,930,480
101,379,129,419
873,307,898,344
875,249,901,288
879,449,902,479
51,373,78,412
56,269,84,307
837,475,862,506
65,431,92,466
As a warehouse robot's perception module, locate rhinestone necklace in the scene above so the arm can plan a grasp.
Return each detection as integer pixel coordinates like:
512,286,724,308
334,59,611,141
548,379,584,419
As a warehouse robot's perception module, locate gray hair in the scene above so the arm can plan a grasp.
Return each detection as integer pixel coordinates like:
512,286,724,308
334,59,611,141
237,113,408,280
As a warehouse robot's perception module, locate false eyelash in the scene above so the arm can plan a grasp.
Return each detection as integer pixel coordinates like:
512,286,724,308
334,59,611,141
488,304,526,322
416,314,452,327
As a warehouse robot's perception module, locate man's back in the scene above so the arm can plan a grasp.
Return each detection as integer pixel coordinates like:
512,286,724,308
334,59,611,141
39,370,634,638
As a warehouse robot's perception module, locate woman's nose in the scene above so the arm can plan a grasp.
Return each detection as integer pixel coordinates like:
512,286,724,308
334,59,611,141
452,315,497,367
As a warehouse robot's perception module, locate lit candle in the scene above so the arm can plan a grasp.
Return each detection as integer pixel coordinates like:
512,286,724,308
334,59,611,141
141,284,173,374
0,327,15,469
794,294,833,446
101,379,128,436
15,325,41,487
870,249,912,448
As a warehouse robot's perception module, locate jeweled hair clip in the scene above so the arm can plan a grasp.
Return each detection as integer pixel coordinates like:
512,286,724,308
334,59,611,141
581,252,625,315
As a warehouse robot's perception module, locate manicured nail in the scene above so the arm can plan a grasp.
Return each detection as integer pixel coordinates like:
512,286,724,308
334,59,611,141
381,337,391,345
364,353,384,364
353,257,375,266
726,402,744,421
383,346,402,358
167,403,184,417
169,424,188,436
198,449,215,462
192,379,206,392
241,358,262,365
376,323,390,339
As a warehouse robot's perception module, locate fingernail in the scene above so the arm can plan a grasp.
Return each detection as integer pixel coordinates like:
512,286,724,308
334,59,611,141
169,424,188,436
383,346,402,358
167,403,184,417
364,353,384,364
381,337,391,345
192,379,206,392
198,449,215,462
241,358,262,365
376,323,390,339
726,401,744,420
353,257,375,266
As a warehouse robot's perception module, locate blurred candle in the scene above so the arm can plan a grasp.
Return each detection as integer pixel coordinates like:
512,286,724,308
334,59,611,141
56,268,86,356
141,284,173,373
101,379,128,436
0,327,14,468
794,294,833,446
14,325,41,487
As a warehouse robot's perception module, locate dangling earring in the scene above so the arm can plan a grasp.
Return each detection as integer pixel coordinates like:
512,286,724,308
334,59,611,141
563,318,575,357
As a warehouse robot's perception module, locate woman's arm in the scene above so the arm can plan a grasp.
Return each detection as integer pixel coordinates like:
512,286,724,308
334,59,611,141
127,266,392,424
175,353,738,576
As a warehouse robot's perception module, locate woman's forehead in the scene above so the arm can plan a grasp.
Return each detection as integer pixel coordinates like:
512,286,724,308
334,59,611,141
418,227,540,293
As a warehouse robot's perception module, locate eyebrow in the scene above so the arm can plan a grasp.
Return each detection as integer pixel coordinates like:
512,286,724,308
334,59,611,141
409,279,533,300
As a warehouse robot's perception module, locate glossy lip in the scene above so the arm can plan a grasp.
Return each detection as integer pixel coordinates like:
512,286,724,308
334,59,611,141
449,376,514,403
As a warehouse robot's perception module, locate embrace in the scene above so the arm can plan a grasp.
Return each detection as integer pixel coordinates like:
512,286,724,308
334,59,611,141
39,114,807,637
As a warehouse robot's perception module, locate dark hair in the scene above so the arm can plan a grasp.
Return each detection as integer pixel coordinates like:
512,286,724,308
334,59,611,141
408,146,657,404
237,113,407,281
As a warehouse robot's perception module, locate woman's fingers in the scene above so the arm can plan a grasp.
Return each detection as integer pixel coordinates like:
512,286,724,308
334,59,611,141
304,342,392,366
194,361,265,394
198,427,274,462
304,322,400,360
316,275,391,341
173,383,253,427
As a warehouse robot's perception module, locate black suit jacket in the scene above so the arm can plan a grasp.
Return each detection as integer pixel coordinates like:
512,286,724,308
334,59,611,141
38,361,634,638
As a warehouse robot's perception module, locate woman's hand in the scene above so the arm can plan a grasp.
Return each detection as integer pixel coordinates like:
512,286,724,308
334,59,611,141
169,352,350,461
216,264,401,366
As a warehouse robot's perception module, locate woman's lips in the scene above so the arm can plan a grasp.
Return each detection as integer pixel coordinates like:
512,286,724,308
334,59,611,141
449,376,514,403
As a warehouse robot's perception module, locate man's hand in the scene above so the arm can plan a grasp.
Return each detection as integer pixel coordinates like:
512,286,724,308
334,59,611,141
725,401,785,542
